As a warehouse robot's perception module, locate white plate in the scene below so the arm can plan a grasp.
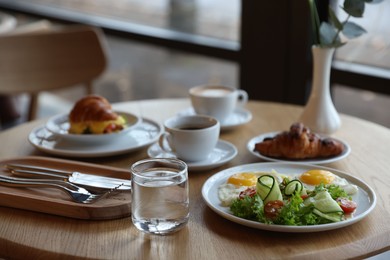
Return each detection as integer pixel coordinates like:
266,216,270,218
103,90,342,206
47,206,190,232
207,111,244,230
45,111,141,144
201,162,376,233
29,118,162,158
247,132,351,164
177,107,252,131
147,140,237,171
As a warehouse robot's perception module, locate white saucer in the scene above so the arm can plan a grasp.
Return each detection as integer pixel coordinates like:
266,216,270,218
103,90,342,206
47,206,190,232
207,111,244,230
247,131,351,164
28,118,163,158
177,107,252,131
147,140,237,171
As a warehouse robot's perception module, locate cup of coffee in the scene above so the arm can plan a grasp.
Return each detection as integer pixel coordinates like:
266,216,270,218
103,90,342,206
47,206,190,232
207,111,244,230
159,115,220,162
189,85,248,123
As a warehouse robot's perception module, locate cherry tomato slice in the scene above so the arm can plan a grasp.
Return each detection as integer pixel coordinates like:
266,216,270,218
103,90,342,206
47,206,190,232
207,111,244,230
300,194,309,200
264,200,284,220
238,187,256,199
336,197,357,214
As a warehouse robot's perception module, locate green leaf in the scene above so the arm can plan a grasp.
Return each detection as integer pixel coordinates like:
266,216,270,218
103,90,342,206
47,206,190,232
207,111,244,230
325,184,350,200
328,6,343,30
343,0,365,17
342,21,367,38
230,195,259,220
307,0,384,48
319,22,338,45
319,22,345,48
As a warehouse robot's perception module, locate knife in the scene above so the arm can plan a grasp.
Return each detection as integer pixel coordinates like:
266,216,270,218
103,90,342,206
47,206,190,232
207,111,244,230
6,164,131,191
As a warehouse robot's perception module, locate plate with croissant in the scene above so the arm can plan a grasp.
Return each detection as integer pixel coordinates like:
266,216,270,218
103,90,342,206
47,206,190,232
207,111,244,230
247,123,351,164
46,95,141,144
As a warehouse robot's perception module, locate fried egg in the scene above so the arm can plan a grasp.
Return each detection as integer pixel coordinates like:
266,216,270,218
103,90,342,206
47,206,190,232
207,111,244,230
300,169,338,186
69,116,126,134
218,183,248,207
218,172,258,206
227,172,258,186
295,169,357,195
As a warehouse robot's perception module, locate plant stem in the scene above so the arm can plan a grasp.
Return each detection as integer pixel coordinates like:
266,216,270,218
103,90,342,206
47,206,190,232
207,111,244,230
309,0,321,45
331,14,350,45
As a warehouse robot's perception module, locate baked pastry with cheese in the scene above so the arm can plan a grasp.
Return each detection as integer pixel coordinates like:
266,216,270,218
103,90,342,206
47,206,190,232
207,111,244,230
254,122,344,159
68,95,125,134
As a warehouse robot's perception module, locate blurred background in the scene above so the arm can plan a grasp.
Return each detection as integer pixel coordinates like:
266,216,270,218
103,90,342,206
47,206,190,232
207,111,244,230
0,0,389,130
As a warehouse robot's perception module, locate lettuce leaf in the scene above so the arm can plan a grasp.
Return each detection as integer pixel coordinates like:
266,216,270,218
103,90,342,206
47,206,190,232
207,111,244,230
230,191,335,226
230,194,267,223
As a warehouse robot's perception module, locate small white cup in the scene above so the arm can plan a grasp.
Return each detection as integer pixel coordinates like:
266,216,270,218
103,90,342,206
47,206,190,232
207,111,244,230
159,115,220,162
189,85,248,123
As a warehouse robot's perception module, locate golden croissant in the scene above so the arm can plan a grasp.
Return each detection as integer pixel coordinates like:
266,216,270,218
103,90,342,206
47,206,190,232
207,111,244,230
254,122,344,159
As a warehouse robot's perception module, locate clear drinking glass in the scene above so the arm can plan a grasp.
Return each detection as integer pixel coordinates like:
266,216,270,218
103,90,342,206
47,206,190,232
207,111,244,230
131,158,189,235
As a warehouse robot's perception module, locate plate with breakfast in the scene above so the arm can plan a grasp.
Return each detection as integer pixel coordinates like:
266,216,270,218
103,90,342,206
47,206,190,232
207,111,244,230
201,162,376,232
29,117,162,158
247,123,351,164
46,95,141,143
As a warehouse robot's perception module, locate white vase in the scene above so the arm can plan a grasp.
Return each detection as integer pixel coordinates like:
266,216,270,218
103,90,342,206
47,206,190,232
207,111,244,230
299,45,341,135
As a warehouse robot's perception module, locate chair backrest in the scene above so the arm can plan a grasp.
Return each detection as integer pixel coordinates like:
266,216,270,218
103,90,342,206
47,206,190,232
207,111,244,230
0,25,107,120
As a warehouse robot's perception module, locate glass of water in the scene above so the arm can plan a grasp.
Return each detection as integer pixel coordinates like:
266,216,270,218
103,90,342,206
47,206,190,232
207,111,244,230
131,158,189,235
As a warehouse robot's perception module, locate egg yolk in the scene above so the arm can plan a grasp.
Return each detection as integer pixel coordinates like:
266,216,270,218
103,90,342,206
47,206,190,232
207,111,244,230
227,172,257,186
69,116,125,134
299,170,335,186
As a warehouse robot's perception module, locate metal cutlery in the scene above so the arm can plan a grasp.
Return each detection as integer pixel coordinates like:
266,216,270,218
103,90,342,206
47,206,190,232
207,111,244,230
5,163,131,191
0,175,121,204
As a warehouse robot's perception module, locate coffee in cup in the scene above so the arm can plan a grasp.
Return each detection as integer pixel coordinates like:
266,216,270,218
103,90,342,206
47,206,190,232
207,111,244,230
159,115,220,162
189,85,248,123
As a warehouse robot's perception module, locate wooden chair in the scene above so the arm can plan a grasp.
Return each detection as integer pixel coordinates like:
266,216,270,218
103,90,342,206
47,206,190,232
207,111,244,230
0,25,107,121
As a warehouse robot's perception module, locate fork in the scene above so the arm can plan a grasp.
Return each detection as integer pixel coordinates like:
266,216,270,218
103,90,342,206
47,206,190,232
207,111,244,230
0,175,121,204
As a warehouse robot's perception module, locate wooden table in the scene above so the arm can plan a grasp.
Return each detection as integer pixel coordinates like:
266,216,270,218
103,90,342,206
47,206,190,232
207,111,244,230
0,98,390,259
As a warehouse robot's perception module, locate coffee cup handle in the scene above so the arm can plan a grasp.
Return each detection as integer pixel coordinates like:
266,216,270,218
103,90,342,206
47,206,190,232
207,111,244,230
158,132,175,153
237,89,248,107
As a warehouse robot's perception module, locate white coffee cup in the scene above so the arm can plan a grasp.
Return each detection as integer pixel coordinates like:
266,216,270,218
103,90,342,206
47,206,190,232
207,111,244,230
159,115,220,162
189,85,248,123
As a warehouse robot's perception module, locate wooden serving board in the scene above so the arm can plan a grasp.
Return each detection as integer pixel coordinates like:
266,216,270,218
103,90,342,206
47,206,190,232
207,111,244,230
0,156,131,220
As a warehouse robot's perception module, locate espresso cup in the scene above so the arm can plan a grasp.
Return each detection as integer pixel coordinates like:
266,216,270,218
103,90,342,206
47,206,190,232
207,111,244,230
159,115,220,162
189,85,248,123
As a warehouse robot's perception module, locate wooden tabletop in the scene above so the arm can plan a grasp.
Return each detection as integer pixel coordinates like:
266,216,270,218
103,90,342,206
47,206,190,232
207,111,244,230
1,98,390,259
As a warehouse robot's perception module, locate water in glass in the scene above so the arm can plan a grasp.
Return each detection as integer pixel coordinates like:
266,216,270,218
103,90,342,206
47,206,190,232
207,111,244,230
131,159,189,235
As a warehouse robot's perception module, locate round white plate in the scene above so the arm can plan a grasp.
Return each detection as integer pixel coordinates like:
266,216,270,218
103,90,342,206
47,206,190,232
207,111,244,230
45,111,141,144
177,107,252,131
29,118,162,158
147,140,237,171
247,132,351,164
202,162,376,233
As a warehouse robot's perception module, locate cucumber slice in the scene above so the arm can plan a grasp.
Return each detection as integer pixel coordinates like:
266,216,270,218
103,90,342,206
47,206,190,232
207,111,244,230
256,175,283,204
312,190,343,213
313,209,343,222
284,180,303,196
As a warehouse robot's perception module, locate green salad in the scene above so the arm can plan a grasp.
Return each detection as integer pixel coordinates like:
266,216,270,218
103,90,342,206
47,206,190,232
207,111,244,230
230,175,357,226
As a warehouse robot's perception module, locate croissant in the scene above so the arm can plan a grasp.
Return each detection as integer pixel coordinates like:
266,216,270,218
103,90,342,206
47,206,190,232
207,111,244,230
69,95,125,134
254,123,344,159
